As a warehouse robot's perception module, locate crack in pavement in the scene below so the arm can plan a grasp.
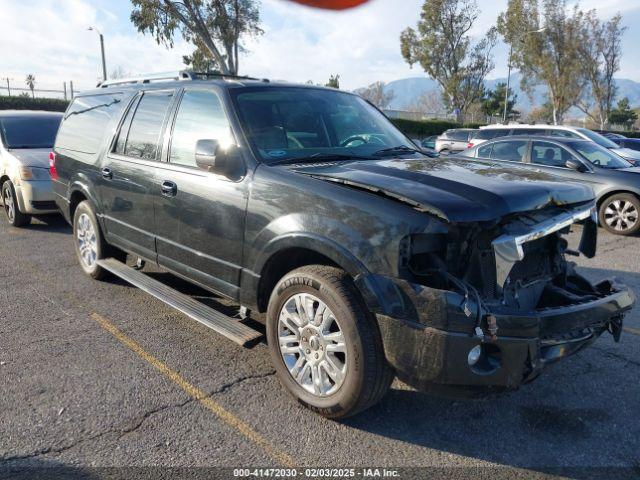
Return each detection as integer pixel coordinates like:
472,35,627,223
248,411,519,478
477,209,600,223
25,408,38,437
1,370,276,464
591,345,640,367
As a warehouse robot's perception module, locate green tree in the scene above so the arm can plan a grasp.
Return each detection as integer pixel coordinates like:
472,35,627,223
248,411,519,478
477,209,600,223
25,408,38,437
325,74,340,89
498,0,585,124
577,12,626,130
131,0,262,75
25,74,36,98
482,82,518,119
183,40,218,72
609,98,638,129
400,0,497,123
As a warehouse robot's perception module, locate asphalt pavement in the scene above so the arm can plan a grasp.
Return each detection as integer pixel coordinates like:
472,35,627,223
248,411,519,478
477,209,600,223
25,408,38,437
0,215,638,479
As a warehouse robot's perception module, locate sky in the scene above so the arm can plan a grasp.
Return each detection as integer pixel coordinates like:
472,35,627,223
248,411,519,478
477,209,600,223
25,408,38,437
1,0,639,95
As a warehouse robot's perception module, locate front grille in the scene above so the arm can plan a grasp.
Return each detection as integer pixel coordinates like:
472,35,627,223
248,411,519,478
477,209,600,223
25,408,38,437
30,201,58,211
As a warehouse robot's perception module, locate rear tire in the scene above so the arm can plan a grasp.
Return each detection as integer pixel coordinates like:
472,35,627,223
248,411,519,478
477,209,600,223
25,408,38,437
2,181,31,227
266,265,393,419
598,193,640,236
73,201,108,280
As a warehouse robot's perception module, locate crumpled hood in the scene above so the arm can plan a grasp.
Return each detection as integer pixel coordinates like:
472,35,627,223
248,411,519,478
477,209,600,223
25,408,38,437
291,157,594,223
8,148,51,168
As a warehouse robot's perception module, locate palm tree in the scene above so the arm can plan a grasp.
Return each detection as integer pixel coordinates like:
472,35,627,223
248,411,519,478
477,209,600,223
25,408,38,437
25,74,36,98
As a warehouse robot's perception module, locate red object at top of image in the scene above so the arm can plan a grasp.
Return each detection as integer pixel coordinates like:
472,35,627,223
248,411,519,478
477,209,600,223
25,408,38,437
287,0,371,9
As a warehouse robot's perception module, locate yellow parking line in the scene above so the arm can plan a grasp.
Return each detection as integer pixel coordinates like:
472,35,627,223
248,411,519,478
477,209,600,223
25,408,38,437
623,326,640,336
90,312,296,468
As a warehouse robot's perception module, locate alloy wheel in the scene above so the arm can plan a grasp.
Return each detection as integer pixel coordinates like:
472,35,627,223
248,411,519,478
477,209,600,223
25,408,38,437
604,199,638,232
278,293,347,397
76,213,98,268
3,185,15,222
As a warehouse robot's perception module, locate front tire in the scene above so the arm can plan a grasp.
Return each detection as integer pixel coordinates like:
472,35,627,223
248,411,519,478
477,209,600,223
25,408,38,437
2,181,31,227
599,193,640,236
73,201,108,279
266,265,393,419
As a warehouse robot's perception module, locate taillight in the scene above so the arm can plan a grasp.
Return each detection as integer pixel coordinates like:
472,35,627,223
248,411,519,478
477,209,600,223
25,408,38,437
467,142,474,149
49,152,58,180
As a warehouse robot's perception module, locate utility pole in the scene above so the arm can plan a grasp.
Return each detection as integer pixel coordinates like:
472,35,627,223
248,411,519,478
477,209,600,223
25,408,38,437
88,26,107,82
3,78,11,96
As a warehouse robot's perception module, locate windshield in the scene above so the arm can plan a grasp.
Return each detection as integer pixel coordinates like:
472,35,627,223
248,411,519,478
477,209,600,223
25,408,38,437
568,141,632,169
0,115,61,149
231,87,416,164
575,128,619,149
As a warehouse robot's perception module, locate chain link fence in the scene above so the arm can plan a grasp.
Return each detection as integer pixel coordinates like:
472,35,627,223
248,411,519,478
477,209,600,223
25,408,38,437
0,77,91,100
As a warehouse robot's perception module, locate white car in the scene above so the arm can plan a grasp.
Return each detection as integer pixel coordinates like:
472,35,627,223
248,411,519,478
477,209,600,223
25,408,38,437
0,110,62,227
471,124,640,165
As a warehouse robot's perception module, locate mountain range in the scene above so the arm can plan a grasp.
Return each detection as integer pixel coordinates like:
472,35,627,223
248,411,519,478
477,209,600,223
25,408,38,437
378,73,640,116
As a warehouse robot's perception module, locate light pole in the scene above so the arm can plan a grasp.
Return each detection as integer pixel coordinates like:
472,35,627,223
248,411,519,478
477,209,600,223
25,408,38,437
88,26,107,82
503,27,546,124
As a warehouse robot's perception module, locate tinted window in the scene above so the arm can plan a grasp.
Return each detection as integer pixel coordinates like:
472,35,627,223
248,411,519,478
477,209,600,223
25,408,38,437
567,141,631,169
514,128,546,136
531,141,574,167
122,91,173,160
475,129,510,140
447,130,471,141
548,129,581,139
56,94,122,154
490,140,528,162
170,90,233,168
575,128,619,148
0,115,61,149
477,143,493,158
622,140,640,152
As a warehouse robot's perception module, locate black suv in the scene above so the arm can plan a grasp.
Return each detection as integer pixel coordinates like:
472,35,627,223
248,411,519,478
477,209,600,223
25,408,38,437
52,71,634,418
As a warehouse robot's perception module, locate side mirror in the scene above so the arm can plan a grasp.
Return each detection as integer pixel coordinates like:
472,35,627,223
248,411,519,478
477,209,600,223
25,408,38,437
195,139,220,170
565,159,587,172
195,139,245,178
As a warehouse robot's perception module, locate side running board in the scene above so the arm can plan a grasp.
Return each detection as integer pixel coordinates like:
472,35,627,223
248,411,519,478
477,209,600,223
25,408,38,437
97,258,262,347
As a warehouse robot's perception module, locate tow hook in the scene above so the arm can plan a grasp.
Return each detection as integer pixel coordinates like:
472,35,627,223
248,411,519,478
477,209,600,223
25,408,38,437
608,315,624,342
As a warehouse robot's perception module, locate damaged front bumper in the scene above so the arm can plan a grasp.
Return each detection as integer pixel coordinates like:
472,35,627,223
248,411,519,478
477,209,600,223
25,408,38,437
356,274,635,395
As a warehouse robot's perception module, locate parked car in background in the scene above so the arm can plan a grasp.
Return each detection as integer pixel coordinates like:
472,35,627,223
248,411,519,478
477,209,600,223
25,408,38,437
460,135,640,235
435,128,477,154
607,136,640,157
420,135,437,149
0,110,62,226
51,72,633,417
473,124,640,165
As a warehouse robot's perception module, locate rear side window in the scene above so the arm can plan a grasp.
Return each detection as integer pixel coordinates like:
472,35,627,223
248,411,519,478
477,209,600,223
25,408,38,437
513,128,546,136
477,143,493,158
490,140,528,162
56,94,123,154
548,129,581,139
117,91,174,160
446,130,471,141
475,129,510,140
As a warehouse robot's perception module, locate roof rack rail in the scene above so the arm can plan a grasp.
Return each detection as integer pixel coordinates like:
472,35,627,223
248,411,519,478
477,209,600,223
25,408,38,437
97,70,269,88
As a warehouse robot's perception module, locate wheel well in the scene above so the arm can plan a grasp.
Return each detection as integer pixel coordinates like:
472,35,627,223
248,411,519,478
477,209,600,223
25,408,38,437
257,248,340,313
69,190,88,220
0,175,9,190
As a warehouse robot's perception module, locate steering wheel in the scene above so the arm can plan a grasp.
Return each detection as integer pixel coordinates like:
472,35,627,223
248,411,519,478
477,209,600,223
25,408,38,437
340,135,369,147
592,159,601,166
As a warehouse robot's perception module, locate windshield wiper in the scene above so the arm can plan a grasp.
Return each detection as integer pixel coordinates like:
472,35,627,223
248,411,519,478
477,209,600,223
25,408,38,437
269,153,372,166
372,145,421,157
